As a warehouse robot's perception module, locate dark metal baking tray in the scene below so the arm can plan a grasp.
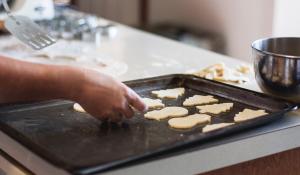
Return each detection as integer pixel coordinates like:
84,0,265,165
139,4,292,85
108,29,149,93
0,74,296,174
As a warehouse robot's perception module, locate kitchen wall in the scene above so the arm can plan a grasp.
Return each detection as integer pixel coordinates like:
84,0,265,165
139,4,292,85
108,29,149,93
76,0,298,62
273,0,300,37
148,0,274,62
76,0,139,26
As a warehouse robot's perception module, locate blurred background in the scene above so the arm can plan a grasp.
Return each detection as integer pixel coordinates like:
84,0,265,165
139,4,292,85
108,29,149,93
2,0,300,62
71,0,300,62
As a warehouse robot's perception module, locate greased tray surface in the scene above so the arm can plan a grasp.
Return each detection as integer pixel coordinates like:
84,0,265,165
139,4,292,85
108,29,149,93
0,74,295,174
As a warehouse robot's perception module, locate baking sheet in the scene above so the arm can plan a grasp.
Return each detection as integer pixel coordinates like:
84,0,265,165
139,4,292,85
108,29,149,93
0,74,296,174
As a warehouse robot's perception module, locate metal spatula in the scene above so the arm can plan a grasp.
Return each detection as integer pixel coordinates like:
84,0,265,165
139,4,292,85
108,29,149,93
1,0,56,50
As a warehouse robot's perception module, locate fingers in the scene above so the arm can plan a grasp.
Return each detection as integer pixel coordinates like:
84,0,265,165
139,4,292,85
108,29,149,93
99,111,122,123
79,82,147,122
126,87,148,112
109,113,123,123
93,103,134,123
102,103,134,123
122,103,134,119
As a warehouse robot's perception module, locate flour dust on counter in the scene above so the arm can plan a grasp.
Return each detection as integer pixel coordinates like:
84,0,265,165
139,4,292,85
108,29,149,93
191,63,251,84
0,36,128,78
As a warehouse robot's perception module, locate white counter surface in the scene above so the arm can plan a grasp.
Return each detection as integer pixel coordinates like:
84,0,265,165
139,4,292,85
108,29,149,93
1,21,300,175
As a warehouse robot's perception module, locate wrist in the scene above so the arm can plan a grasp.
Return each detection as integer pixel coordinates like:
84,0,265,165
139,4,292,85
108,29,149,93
47,65,85,101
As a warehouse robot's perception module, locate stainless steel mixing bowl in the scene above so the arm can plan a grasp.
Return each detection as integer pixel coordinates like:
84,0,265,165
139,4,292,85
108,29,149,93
252,37,300,102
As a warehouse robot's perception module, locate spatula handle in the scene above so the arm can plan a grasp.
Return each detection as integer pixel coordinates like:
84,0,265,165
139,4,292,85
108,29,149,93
1,0,11,14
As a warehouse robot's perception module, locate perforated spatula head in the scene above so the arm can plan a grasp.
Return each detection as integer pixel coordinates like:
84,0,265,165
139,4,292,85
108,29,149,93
4,15,56,50
1,0,56,50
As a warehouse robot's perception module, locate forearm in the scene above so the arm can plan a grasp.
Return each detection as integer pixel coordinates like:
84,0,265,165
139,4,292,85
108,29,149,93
0,56,146,120
0,56,82,103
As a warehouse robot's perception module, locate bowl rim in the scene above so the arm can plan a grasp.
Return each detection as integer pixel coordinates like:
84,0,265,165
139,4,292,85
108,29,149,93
252,37,300,59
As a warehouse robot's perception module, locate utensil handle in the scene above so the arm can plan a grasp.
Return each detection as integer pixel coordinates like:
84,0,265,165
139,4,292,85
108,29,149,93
1,0,11,14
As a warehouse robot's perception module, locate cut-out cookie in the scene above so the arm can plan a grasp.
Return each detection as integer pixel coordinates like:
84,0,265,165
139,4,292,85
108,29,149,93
183,95,218,106
202,123,234,133
73,103,85,113
144,106,188,120
234,109,268,122
142,98,165,109
168,114,211,129
151,88,185,99
197,103,233,114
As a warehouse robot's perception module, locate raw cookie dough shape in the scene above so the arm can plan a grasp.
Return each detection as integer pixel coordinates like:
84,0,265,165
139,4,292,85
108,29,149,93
142,98,165,109
144,106,188,120
197,103,234,114
234,109,268,122
73,103,86,113
151,88,185,99
168,114,211,129
183,95,218,106
202,123,234,133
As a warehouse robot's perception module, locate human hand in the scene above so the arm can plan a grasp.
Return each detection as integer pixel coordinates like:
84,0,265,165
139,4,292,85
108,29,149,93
73,69,147,122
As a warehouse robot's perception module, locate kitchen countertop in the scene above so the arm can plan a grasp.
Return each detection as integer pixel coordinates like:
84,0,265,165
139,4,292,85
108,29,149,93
1,21,300,175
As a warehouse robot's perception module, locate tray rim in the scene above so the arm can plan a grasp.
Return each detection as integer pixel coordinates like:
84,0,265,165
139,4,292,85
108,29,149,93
0,74,297,174
124,74,298,109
